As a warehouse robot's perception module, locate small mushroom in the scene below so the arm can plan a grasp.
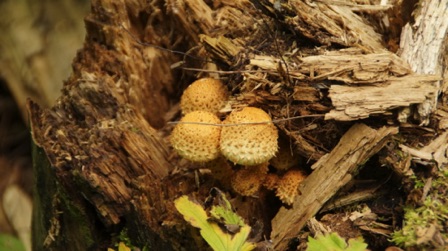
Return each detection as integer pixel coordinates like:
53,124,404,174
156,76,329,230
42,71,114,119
276,169,308,205
180,78,229,115
220,107,278,166
263,173,280,190
231,163,269,196
170,111,221,162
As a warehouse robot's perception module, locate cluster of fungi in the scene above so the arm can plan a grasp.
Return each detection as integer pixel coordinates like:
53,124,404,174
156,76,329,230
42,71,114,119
170,78,308,205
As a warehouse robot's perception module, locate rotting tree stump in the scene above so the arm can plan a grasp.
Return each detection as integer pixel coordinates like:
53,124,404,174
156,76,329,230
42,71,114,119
28,0,448,250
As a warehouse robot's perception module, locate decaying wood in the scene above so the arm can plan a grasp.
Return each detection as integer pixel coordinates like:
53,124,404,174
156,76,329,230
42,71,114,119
398,0,448,124
27,0,200,248
271,124,398,250
201,32,442,123
24,0,448,250
400,0,448,76
399,131,448,168
325,74,441,121
248,51,412,82
280,0,385,52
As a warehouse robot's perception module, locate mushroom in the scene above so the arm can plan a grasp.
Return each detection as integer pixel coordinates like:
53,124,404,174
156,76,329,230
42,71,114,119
170,111,221,162
220,107,278,166
231,163,269,196
180,78,229,115
276,169,308,205
263,173,280,190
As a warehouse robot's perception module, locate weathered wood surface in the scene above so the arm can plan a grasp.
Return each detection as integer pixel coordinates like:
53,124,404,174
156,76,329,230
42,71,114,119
398,0,448,125
27,0,198,249
325,75,441,121
271,124,398,250
400,131,448,169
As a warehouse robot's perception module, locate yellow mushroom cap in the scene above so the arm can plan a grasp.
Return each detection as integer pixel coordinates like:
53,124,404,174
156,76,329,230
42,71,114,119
276,169,308,205
170,111,221,162
180,78,229,115
220,107,278,166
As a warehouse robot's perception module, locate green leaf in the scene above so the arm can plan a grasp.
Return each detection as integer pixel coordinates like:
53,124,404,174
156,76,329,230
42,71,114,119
306,233,367,251
209,193,244,227
347,237,368,251
0,234,26,251
174,196,256,251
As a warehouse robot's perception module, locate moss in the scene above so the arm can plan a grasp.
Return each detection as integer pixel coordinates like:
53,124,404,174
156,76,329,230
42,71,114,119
32,143,96,251
392,171,448,249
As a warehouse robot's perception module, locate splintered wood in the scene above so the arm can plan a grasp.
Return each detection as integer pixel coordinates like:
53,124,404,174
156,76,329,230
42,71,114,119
271,124,398,250
326,75,441,121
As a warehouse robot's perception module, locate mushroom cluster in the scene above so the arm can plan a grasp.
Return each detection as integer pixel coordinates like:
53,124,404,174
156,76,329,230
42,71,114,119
171,78,278,165
170,78,307,204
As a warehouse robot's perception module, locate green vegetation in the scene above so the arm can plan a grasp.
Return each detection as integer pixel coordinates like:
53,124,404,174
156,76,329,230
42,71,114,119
174,195,256,251
306,232,368,251
0,234,26,251
392,170,448,249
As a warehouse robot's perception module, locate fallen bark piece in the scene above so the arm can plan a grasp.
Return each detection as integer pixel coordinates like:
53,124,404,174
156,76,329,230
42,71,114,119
249,52,411,83
271,123,398,250
399,131,448,169
325,75,441,121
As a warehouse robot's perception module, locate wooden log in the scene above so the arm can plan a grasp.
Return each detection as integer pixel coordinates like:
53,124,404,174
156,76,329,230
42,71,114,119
271,123,398,250
325,74,441,121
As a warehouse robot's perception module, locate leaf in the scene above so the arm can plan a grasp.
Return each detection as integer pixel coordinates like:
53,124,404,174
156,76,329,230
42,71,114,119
118,242,132,251
347,238,368,251
174,196,256,251
306,233,367,251
0,234,26,251
208,191,245,232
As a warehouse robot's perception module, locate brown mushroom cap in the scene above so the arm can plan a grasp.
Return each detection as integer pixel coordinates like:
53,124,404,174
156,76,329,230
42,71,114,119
231,163,269,196
263,173,280,190
276,169,308,205
180,78,229,115
170,111,221,162
220,107,278,165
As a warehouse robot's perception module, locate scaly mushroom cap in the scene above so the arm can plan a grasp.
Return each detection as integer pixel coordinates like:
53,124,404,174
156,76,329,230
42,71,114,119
276,169,308,205
220,107,278,165
170,111,221,162
180,78,229,115
231,163,269,196
263,173,280,190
